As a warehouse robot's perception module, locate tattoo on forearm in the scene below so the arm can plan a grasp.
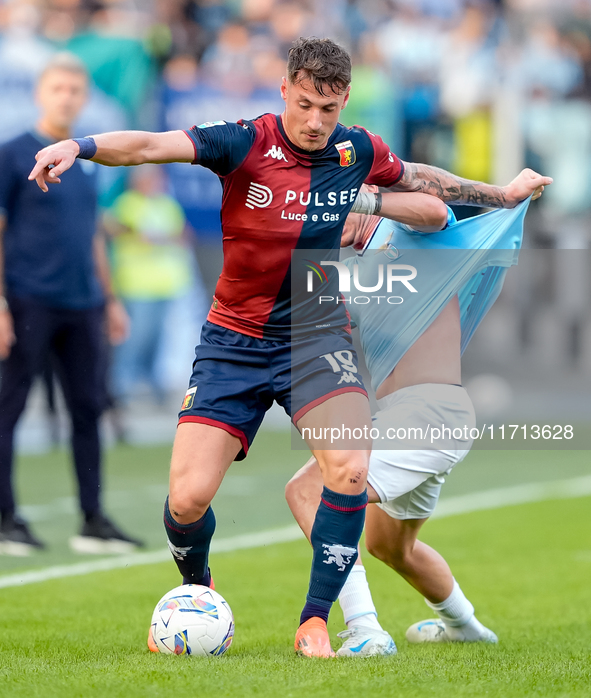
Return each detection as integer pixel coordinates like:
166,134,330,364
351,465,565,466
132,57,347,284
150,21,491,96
397,162,507,208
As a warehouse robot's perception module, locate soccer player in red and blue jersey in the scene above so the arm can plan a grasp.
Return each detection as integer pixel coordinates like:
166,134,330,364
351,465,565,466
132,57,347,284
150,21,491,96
29,38,551,657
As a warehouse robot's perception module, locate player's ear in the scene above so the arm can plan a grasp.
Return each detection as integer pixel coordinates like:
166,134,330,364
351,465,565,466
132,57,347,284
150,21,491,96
341,85,351,110
280,77,288,103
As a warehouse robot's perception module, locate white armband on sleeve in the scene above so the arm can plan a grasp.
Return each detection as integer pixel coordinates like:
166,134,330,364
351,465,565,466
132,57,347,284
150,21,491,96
350,191,382,216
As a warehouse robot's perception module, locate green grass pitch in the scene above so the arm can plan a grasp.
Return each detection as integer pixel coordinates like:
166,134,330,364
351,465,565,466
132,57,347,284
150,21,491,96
0,435,589,696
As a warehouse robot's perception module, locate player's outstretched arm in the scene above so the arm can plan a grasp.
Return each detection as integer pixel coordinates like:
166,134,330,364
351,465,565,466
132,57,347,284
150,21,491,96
28,130,194,192
394,162,553,209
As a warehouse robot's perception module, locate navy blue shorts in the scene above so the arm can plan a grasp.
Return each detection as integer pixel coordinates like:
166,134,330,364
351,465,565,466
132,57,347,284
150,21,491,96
178,321,367,460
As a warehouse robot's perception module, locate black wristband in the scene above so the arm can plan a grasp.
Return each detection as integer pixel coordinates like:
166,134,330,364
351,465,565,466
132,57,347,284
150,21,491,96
72,137,97,160
374,192,382,215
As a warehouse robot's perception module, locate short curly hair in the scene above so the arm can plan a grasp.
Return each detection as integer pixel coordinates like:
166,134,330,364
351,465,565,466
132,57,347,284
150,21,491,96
287,37,351,96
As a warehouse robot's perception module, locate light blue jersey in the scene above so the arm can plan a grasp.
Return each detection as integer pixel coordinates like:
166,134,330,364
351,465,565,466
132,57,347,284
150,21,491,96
343,198,530,392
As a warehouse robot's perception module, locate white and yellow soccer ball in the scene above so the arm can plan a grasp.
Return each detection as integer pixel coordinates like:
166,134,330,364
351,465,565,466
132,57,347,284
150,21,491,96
149,584,234,657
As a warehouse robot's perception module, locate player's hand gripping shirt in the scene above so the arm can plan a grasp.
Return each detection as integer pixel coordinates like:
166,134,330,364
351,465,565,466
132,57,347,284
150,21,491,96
184,114,403,340
343,198,531,391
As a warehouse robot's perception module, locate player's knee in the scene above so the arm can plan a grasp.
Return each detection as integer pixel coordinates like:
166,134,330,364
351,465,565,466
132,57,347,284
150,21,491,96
333,460,368,490
168,488,211,523
285,471,314,514
317,451,368,490
284,476,301,511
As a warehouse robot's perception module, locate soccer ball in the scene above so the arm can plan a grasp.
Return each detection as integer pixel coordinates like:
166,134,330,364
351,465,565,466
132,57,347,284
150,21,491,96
149,584,234,657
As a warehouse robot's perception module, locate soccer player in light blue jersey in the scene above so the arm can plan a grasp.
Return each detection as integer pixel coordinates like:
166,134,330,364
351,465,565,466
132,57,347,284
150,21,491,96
286,184,539,656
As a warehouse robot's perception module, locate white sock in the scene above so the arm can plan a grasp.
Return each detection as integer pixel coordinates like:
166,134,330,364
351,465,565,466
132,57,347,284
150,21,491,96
347,612,383,631
425,579,487,640
338,565,383,630
426,579,474,627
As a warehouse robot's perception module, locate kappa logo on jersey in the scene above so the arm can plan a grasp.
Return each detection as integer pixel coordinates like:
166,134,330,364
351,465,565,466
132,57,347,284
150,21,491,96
337,371,361,385
335,140,356,167
181,386,197,410
245,182,273,209
264,145,288,162
322,544,357,572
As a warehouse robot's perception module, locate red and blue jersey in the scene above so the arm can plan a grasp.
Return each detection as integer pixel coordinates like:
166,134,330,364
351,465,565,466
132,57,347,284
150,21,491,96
185,113,404,340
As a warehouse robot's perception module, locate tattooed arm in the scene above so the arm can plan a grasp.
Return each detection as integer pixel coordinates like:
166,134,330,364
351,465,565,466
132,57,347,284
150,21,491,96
394,163,553,209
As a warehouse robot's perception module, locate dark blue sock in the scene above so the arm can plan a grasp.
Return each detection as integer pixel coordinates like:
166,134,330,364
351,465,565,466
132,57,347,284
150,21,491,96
300,487,367,626
163,497,216,586
300,598,332,625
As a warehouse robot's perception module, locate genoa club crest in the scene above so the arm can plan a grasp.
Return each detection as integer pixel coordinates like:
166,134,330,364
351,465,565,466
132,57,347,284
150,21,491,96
335,140,356,167
181,386,197,410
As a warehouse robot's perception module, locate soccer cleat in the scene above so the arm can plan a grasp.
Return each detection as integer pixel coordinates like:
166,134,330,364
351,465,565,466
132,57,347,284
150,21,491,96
147,624,159,653
336,626,397,657
294,617,336,658
406,618,498,644
0,515,45,556
70,513,144,555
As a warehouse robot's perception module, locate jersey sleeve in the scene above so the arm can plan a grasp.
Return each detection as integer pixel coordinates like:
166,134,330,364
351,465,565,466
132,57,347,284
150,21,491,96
0,144,18,218
184,120,256,177
362,129,405,188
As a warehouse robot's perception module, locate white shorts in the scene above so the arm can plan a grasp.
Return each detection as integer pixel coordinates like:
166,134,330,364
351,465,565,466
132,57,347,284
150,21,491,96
366,383,476,520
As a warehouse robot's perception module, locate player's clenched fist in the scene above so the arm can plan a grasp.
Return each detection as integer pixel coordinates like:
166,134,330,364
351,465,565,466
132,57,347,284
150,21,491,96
503,168,553,207
28,140,80,192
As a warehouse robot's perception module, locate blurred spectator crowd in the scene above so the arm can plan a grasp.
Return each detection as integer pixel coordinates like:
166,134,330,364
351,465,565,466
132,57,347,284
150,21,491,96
2,0,591,230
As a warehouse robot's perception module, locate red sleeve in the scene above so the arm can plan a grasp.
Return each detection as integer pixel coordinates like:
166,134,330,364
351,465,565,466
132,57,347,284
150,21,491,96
362,128,405,188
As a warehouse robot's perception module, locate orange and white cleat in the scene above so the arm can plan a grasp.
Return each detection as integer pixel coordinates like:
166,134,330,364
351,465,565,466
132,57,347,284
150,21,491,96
294,617,336,658
147,624,159,653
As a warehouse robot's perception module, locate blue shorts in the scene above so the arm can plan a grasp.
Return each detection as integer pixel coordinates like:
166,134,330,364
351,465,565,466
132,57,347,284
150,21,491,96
178,321,367,460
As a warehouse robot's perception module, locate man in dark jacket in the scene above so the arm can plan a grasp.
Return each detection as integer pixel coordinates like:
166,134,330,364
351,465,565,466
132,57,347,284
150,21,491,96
0,53,142,555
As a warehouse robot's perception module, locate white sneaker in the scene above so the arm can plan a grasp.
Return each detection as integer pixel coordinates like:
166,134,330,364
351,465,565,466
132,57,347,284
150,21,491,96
336,626,397,657
406,618,498,644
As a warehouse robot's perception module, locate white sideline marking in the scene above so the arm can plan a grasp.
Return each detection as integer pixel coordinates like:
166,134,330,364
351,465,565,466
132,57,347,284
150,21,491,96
1,475,591,590
0,526,304,590
19,476,257,523
431,474,591,519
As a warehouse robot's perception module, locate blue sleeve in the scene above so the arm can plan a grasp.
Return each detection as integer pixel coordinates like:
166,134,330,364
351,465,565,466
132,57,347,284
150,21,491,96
184,120,256,177
445,205,457,228
0,144,18,218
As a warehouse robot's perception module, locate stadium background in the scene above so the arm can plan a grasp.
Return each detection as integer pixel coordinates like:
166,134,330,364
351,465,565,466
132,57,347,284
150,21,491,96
0,2,589,696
